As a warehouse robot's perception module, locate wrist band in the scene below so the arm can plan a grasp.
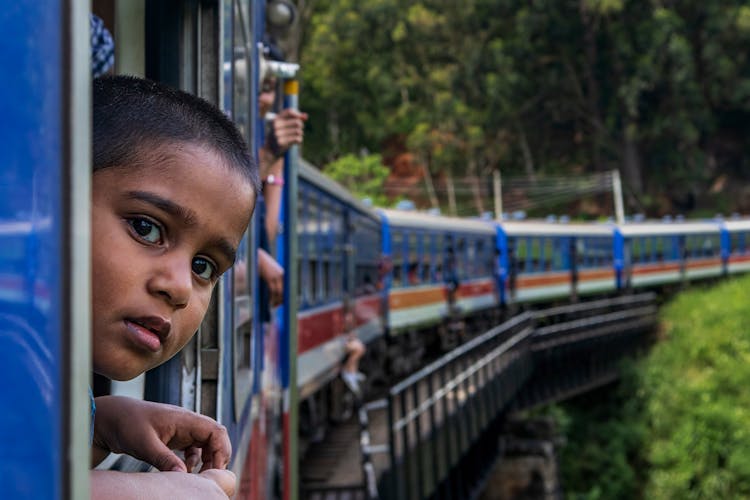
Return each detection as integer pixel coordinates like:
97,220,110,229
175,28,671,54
263,174,285,186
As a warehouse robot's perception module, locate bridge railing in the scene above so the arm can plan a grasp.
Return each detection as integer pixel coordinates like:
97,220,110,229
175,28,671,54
383,312,536,500
517,293,658,410
377,292,658,500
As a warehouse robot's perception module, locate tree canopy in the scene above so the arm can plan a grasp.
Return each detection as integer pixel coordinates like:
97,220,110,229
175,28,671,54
299,0,750,216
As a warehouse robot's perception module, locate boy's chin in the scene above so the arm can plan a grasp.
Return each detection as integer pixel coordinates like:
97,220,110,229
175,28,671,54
93,360,156,382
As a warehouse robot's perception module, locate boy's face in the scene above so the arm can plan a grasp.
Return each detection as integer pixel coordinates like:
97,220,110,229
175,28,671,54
91,143,255,380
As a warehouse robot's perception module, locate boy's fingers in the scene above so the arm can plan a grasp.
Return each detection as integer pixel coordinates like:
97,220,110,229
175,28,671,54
184,446,201,472
200,469,237,497
149,444,187,472
206,425,232,467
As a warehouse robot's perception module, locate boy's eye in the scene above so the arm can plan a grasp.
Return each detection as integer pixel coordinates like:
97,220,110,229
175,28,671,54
192,257,217,281
129,218,162,244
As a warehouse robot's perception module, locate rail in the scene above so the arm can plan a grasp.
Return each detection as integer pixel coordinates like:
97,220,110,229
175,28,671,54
376,293,658,499
385,312,536,499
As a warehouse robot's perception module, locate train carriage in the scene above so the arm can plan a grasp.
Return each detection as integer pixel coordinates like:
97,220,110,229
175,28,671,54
724,219,750,274
616,221,724,288
498,221,616,304
294,161,384,402
379,209,499,352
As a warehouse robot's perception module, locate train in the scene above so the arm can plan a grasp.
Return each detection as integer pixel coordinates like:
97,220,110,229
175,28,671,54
3,2,750,500
294,163,750,442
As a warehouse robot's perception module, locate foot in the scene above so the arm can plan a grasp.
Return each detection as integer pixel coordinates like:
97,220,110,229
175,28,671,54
341,370,362,397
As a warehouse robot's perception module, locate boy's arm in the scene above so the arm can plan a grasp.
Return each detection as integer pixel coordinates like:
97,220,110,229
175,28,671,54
92,396,231,472
91,469,235,499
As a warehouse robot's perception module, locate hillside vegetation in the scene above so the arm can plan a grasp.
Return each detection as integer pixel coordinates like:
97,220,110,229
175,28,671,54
300,1,750,216
557,274,750,499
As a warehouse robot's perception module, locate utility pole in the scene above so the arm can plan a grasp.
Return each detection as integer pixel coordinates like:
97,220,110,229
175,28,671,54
493,170,503,220
612,169,625,224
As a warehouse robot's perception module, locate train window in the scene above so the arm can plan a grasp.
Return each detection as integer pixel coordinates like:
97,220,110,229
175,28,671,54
226,0,258,422
309,260,318,303
322,261,330,299
232,227,253,421
455,237,466,279
298,189,310,306
630,238,641,262
515,238,526,273
732,232,747,254
407,233,419,285
544,238,553,270
391,232,403,287
432,234,442,282
465,237,476,277
416,233,428,283
476,237,486,277
524,237,534,273
231,6,250,139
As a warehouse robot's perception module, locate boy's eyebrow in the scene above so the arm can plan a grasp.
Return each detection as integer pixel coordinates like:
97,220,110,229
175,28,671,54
125,190,237,264
127,190,198,226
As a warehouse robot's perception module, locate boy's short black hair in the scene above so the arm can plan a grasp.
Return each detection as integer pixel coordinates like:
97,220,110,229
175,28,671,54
93,75,260,195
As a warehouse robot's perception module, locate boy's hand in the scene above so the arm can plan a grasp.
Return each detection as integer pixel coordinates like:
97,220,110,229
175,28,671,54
91,469,236,499
93,396,231,472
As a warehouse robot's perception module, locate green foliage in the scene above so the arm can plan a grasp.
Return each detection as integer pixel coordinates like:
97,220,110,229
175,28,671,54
641,276,750,499
301,0,750,215
322,153,394,206
551,274,750,499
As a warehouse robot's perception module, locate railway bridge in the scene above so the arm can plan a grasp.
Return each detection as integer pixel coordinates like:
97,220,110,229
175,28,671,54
302,292,658,499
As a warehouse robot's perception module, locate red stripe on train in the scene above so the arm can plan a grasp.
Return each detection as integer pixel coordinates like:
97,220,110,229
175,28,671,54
297,294,381,354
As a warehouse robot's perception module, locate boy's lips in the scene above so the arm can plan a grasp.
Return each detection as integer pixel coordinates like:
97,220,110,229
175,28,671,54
124,316,171,352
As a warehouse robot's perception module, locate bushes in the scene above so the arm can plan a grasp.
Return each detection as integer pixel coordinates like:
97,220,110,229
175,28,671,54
642,276,750,499
557,275,750,499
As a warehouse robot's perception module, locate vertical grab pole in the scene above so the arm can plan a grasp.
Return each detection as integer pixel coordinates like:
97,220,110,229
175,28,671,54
273,60,300,500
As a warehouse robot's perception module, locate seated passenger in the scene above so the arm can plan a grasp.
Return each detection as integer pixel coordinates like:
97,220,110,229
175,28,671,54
90,76,258,499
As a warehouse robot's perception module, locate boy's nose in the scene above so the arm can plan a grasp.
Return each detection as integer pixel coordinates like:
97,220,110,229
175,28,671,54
148,255,192,309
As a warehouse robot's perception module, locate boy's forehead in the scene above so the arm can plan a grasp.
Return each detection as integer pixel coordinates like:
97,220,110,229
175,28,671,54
95,142,254,227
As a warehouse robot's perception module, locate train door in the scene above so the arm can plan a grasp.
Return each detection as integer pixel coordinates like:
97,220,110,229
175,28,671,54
0,4,90,499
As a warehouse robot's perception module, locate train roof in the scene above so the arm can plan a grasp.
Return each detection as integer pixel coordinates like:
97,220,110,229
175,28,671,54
498,220,614,237
299,160,380,220
723,218,750,231
379,209,496,235
616,221,722,236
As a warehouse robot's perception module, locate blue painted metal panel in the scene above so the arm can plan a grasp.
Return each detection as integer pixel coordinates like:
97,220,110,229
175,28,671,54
720,224,730,274
495,225,508,306
0,3,64,498
613,229,624,289
379,211,392,326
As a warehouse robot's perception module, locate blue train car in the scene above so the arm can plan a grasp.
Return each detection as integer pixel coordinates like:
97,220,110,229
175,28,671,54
496,221,617,304
617,221,723,288
0,2,91,498
724,219,750,275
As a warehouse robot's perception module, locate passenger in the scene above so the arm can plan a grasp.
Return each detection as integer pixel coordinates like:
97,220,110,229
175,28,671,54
444,246,460,307
340,300,366,398
90,13,114,78
89,75,259,499
257,40,307,308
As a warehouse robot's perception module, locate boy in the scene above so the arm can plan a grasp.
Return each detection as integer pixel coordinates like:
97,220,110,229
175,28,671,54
89,75,259,499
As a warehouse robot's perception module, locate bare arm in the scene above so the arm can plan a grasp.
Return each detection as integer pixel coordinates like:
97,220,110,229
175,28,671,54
258,248,284,307
263,159,283,247
91,469,236,499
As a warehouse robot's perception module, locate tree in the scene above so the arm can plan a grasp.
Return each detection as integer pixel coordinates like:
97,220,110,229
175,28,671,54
323,153,393,206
